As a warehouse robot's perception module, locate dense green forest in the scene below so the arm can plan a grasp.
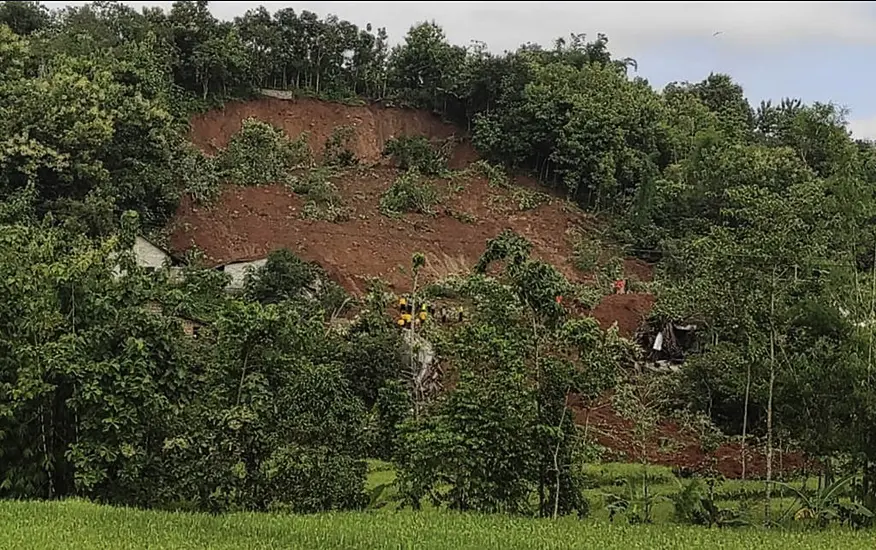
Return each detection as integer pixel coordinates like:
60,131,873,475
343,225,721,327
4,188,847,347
3,0,876,529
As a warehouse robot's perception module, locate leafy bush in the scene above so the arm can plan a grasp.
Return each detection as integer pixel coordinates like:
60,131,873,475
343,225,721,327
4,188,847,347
474,229,533,273
323,125,358,167
602,476,668,524
511,187,550,211
244,248,349,315
371,379,412,461
378,170,439,217
382,136,450,176
176,142,219,203
396,368,539,514
260,445,368,513
217,119,312,185
290,168,351,223
573,235,602,273
669,479,750,528
467,160,511,188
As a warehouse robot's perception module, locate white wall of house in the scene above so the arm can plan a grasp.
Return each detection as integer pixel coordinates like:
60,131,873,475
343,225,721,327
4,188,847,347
133,236,171,270
221,259,267,290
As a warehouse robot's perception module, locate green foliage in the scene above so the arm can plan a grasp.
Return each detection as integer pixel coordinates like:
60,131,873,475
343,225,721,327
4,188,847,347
291,167,351,223
511,186,551,211
160,300,369,513
778,474,871,528
0,223,371,513
467,160,511,189
176,142,220,203
260,444,368,513
323,125,358,168
378,170,439,217
0,28,183,233
217,119,312,185
572,234,602,273
602,476,668,524
474,229,533,273
342,315,405,409
668,479,749,528
397,368,539,513
244,248,349,315
395,235,625,518
0,1,49,36
372,379,412,461
382,136,450,176
0,221,185,501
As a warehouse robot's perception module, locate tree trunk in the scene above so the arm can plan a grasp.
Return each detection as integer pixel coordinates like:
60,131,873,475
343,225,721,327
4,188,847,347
236,348,251,407
765,268,777,525
553,391,571,519
741,349,752,481
533,311,545,516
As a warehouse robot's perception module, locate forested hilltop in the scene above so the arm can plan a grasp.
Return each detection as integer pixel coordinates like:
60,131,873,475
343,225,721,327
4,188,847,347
3,0,876,529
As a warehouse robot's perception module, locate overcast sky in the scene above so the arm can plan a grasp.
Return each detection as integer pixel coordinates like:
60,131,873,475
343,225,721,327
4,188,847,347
43,1,876,139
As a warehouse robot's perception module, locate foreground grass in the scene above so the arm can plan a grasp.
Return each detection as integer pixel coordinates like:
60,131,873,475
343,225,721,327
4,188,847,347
2,499,874,550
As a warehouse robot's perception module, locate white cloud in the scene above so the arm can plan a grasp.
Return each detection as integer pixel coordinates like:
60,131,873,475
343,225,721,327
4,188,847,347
849,115,876,141
41,2,876,56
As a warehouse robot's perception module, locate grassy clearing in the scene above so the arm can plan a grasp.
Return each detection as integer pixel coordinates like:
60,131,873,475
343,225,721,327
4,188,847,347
2,499,872,550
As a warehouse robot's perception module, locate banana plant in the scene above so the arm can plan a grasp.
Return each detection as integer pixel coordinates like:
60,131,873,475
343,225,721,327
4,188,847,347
778,474,873,527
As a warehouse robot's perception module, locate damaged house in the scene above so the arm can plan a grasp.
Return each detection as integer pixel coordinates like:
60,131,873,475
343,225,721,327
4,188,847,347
636,319,699,373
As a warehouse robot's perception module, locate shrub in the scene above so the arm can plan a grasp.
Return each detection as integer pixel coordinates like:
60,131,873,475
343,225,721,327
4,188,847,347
176,143,219,203
573,235,602,273
511,187,550,211
218,118,311,185
467,160,511,188
323,125,358,167
378,170,439,217
260,445,368,513
290,168,351,223
244,248,349,314
382,135,450,176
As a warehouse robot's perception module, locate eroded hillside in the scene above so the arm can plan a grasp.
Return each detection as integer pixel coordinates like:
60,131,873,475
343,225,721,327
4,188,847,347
187,95,478,168
170,95,654,334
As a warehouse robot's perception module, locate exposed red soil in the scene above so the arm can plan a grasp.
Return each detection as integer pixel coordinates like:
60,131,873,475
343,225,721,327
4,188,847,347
179,96,653,304
570,394,813,479
623,258,654,283
168,169,594,295
590,293,656,338
188,96,477,167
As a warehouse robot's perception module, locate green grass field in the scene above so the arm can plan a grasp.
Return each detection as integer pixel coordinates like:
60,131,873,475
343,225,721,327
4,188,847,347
0,462,859,549
366,459,812,524
2,499,874,550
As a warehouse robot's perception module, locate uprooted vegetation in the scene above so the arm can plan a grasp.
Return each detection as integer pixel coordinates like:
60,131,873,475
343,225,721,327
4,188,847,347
382,135,453,176
378,169,440,217
290,167,352,223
